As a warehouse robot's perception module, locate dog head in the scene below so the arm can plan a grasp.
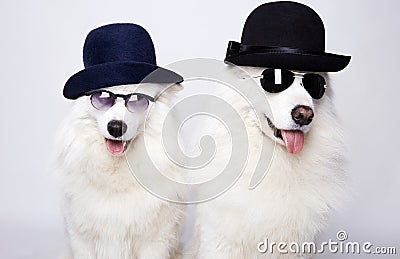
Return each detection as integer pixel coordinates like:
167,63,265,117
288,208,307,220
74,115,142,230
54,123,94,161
238,66,328,154
85,83,171,156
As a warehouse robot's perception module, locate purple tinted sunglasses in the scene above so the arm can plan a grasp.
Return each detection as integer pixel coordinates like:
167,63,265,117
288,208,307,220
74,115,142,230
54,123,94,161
86,90,155,113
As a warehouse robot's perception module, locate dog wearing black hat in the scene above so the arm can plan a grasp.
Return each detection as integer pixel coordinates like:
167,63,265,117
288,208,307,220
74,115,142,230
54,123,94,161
55,23,184,258
193,2,350,258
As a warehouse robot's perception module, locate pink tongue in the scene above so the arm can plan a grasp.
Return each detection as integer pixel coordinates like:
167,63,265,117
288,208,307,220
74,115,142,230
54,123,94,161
281,130,304,154
106,139,125,156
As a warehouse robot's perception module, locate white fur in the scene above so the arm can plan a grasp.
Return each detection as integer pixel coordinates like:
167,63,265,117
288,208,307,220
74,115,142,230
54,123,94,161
192,66,346,259
54,84,184,259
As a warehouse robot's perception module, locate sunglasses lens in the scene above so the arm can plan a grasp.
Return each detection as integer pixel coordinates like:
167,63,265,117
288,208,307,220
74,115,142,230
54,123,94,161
302,74,326,99
90,91,114,110
126,94,149,113
260,69,295,93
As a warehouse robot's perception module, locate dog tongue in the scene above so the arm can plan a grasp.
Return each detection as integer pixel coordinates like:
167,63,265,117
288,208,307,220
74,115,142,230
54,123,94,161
281,130,304,154
106,139,124,156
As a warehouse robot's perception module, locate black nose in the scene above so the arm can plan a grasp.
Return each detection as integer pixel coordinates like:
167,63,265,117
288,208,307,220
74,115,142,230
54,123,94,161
291,105,314,126
107,120,127,138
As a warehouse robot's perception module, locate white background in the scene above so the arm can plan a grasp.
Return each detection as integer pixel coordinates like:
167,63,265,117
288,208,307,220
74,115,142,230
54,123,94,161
0,0,399,258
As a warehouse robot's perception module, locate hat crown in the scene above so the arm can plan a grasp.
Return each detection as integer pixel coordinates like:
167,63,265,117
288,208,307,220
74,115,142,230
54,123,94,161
241,1,325,52
83,23,156,67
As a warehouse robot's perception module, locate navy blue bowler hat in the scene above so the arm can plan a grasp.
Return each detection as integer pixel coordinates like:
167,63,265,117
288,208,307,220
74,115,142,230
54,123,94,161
63,23,183,99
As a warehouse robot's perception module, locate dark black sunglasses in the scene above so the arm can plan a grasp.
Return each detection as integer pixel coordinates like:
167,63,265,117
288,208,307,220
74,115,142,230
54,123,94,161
86,90,155,113
258,69,326,99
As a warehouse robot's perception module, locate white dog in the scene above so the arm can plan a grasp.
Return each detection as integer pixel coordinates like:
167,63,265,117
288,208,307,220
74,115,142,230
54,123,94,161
192,66,346,259
54,83,184,259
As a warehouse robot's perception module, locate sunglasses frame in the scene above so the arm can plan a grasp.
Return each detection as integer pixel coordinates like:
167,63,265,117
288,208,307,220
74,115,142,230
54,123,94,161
254,69,327,99
86,90,155,112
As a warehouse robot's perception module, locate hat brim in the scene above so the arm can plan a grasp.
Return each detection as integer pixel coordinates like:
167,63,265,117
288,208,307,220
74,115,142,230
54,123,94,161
225,51,350,72
63,61,183,99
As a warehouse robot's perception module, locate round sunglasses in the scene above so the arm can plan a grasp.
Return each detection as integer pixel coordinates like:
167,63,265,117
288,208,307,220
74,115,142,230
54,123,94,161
256,69,327,99
86,90,155,113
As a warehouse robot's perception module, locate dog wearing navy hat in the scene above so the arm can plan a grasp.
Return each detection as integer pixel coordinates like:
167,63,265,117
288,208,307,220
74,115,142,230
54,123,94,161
55,23,184,258
193,2,351,258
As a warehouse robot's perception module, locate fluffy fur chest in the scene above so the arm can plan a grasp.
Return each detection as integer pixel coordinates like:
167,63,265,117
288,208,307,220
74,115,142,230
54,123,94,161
197,135,345,247
63,167,165,238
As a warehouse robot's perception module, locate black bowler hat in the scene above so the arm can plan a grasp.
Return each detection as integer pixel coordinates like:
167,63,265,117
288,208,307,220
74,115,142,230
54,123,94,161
63,23,183,99
225,1,351,72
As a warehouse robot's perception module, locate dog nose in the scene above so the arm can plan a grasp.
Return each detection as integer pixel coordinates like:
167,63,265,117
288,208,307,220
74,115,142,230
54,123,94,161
107,120,127,138
291,105,314,126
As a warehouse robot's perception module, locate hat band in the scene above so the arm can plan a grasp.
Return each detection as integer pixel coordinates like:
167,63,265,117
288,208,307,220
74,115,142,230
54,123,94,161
225,41,326,59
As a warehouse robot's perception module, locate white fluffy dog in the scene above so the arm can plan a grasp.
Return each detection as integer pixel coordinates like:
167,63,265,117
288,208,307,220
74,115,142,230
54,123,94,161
54,83,184,259
193,66,345,259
